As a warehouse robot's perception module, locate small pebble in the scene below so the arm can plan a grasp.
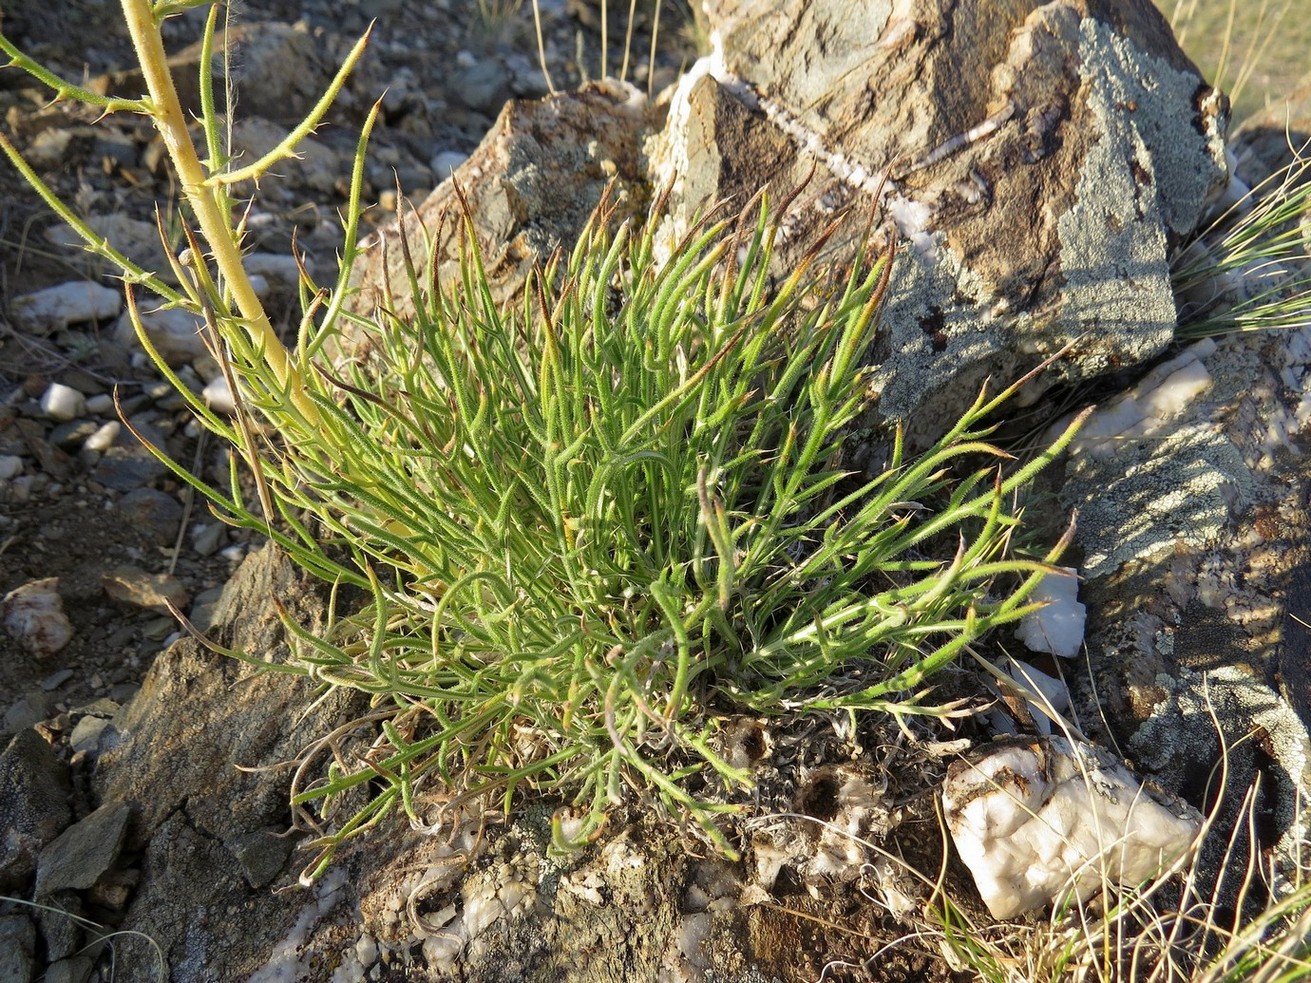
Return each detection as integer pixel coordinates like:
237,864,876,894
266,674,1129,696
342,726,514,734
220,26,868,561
102,565,189,614
430,150,469,181
2,579,73,658
3,691,52,732
39,669,74,691
191,523,226,556
115,307,209,366
84,421,121,453
219,544,247,564
202,377,235,414
12,281,120,333
70,716,110,755
0,455,23,480
49,419,99,449
243,252,302,284
84,393,115,415
40,384,86,422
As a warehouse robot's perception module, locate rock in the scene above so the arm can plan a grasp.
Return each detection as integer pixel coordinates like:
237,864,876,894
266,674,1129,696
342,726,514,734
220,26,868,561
11,282,121,334
0,729,72,892
429,149,469,181
3,690,51,733
101,565,190,614
2,578,74,659
113,306,208,366
92,546,367,980
114,488,184,547
1062,322,1311,896
35,801,131,896
105,21,339,127
43,955,96,983
47,419,99,449
942,735,1202,919
0,455,22,480
84,393,114,415
452,56,508,113
48,213,169,278
202,376,235,414
39,383,86,422
242,252,304,286
227,827,295,889
346,81,660,333
0,913,37,983
230,117,339,194
91,433,168,492
83,421,121,453
40,669,74,692
35,890,84,962
23,126,75,169
647,0,1228,444
1013,567,1086,658
69,715,111,756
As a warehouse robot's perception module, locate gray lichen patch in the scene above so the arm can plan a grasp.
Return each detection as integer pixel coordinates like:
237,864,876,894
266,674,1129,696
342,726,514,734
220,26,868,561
1128,662,1311,884
1067,421,1254,581
1074,18,1227,237
865,237,1008,442
1053,17,1220,377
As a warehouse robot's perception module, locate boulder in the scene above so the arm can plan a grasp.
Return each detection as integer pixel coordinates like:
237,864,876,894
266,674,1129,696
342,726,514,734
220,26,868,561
0,729,72,892
647,0,1228,442
1061,320,1311,892
345,81,662,335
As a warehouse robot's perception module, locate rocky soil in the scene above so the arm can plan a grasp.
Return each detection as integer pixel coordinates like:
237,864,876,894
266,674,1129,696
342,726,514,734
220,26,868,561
1,1,1309,982
0,1,699,979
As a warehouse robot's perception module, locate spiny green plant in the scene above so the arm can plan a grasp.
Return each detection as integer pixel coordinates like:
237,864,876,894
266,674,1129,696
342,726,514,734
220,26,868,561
1,0,1084,881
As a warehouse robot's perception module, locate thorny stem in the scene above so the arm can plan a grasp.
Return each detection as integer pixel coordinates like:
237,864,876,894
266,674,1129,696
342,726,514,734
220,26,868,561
118,0,319,426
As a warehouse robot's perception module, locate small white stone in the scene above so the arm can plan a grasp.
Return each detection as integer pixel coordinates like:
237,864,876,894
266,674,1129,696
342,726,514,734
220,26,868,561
943,736,1202,919
1014,567,1086,658
219,544,247,563
83,421,121,453
430,150,470,182
40,383,86,422
0,456,23,480
12,282,121,333
84,393,115,415
3,578,74,657
203,377,236,414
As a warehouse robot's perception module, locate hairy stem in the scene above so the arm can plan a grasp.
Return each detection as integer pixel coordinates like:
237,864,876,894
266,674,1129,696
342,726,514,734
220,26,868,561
118,0,319,425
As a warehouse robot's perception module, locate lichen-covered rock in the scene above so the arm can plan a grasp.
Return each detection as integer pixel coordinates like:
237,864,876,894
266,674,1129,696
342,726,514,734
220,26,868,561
1062,322,1311,889
648,0,1228,442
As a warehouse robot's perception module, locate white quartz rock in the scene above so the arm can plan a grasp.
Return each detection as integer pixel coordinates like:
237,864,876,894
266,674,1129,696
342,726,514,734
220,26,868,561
943,736,1202,919
1063,338,1216,460
3,578,73,657
12,282,121,334
40,382,86,422
1014,567,1085,658
203,376,236,414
